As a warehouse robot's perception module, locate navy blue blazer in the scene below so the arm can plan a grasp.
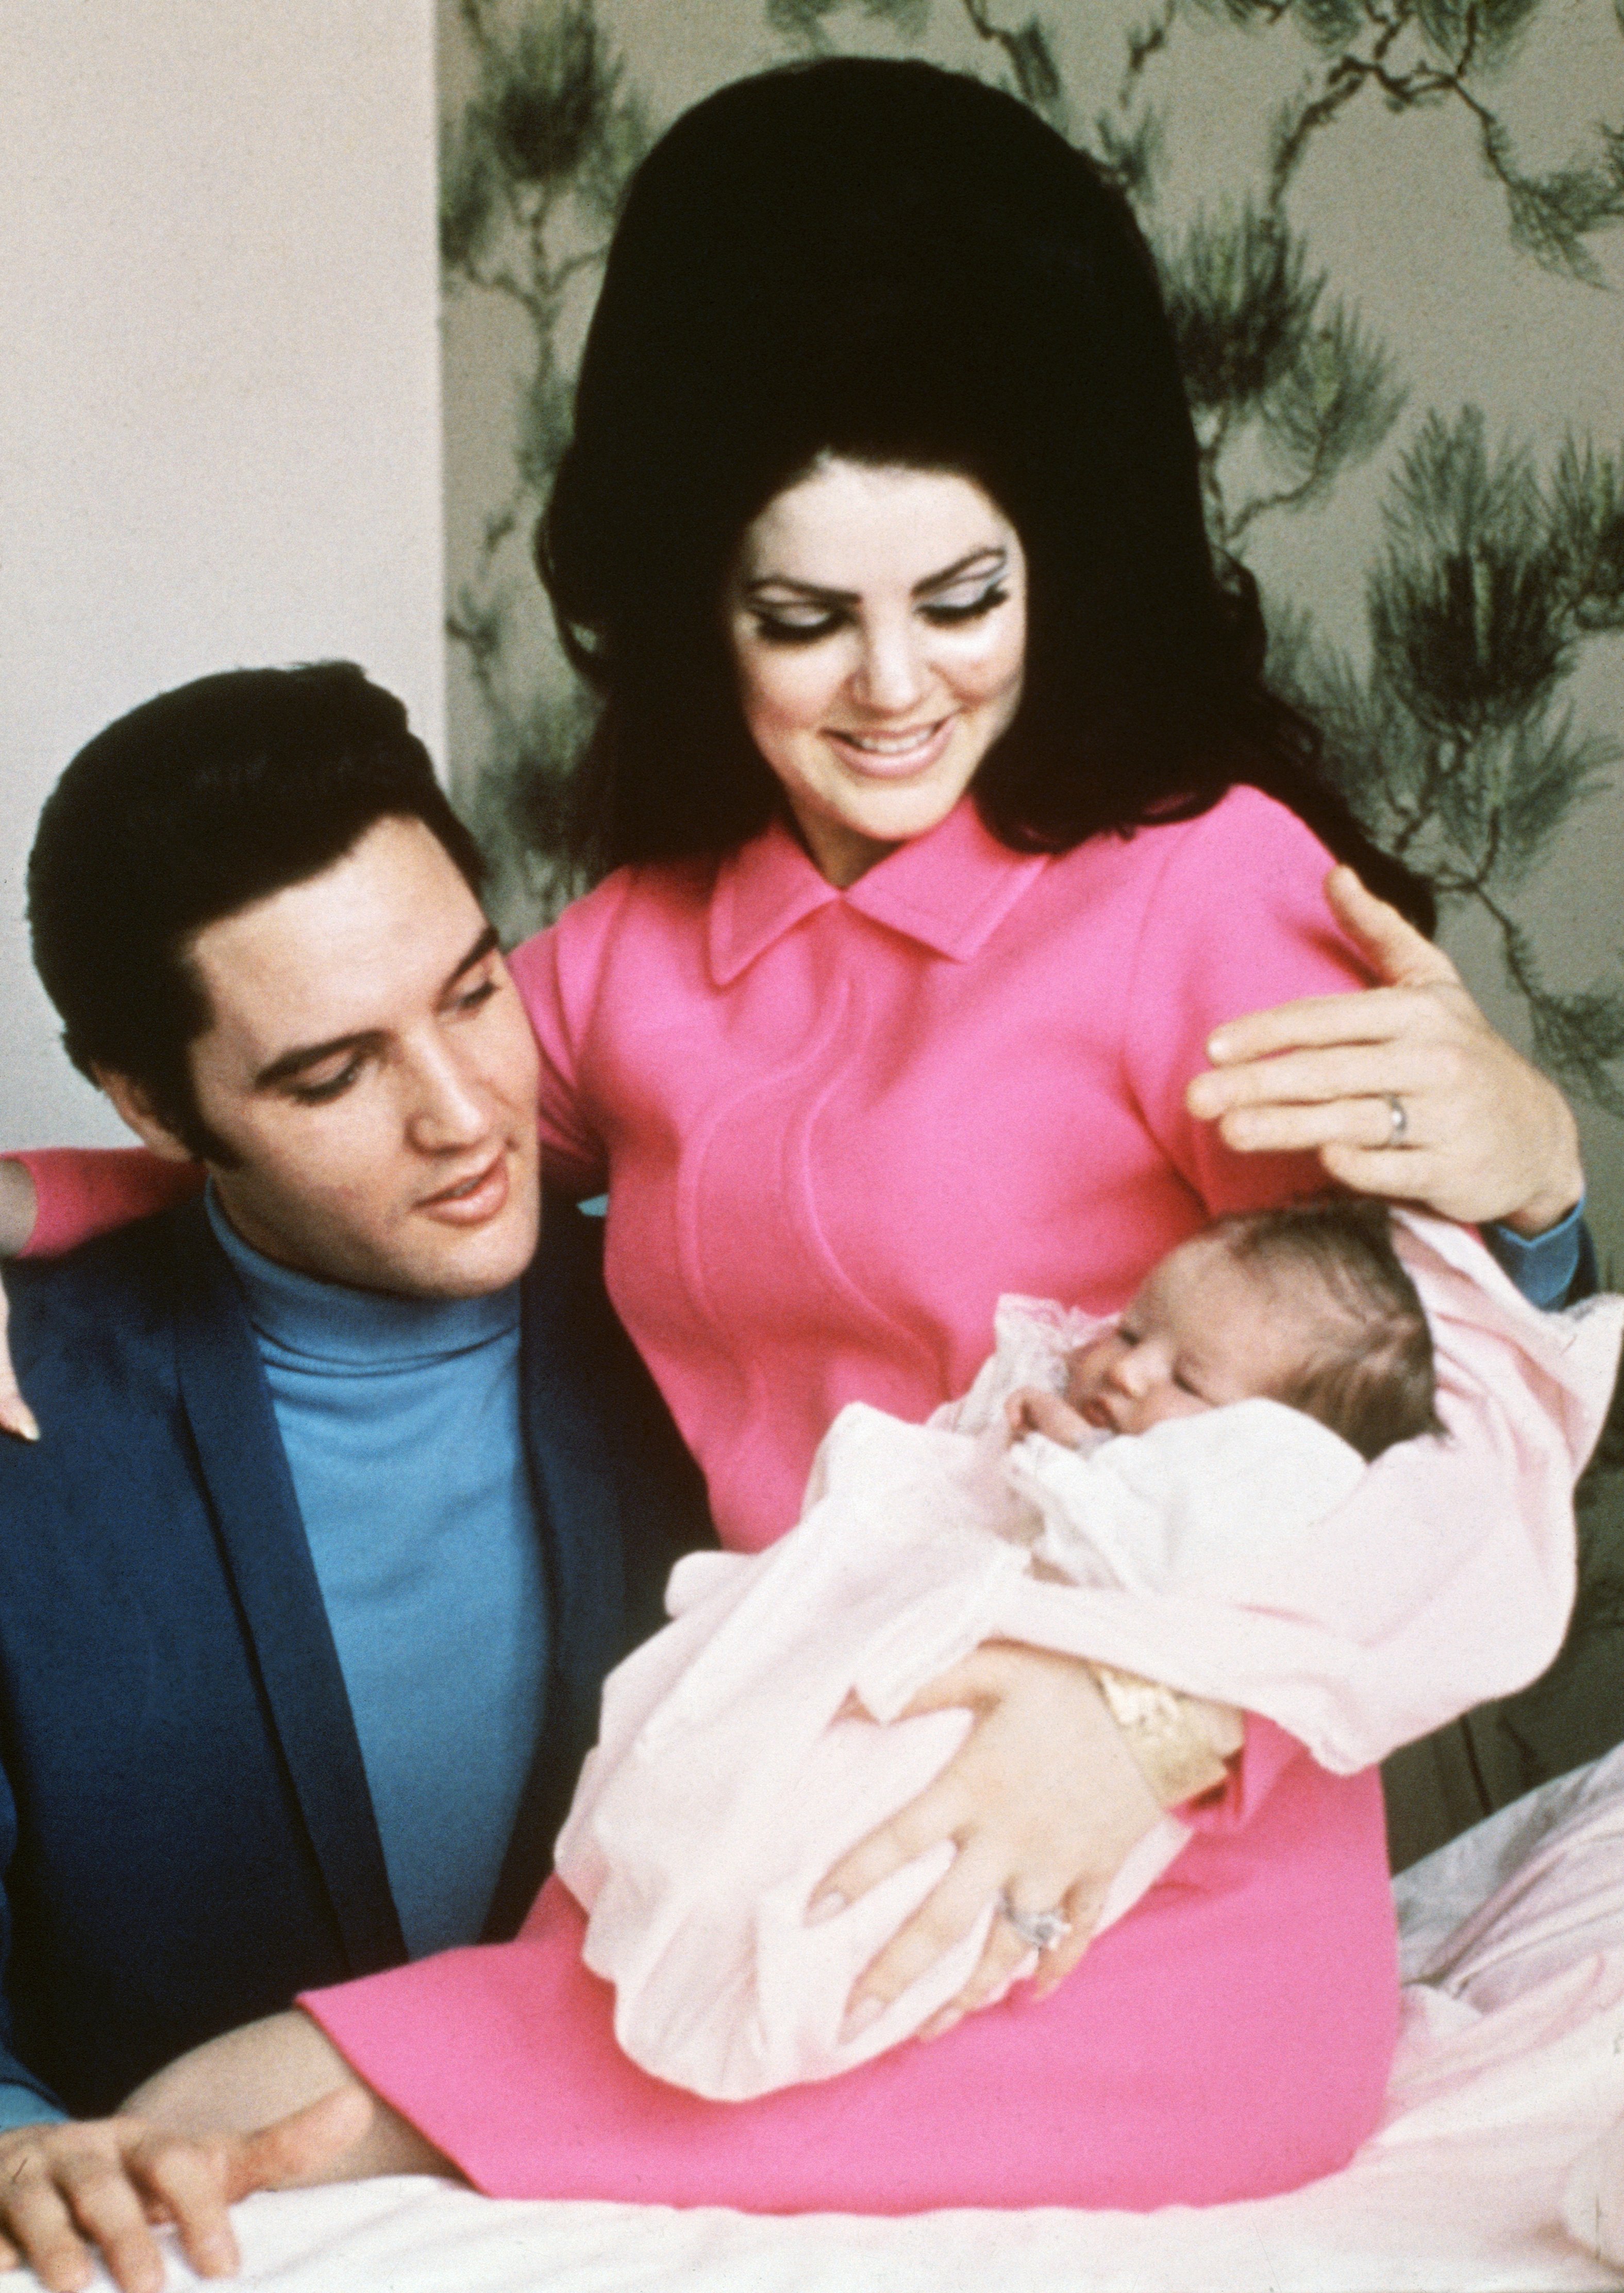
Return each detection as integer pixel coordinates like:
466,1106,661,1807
0,1193,711,2118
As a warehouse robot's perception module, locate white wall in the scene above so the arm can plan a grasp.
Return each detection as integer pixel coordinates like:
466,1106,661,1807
0,3,444,1146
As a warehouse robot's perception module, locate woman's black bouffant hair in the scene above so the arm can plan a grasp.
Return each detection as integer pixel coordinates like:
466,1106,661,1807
541,56,1432,926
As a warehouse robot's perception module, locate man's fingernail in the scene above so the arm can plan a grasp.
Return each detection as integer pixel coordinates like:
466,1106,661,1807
840,1996,884,2043
805,1891,844,1925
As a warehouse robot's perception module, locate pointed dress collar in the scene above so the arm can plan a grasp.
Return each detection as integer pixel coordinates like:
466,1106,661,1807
706,799,1051,987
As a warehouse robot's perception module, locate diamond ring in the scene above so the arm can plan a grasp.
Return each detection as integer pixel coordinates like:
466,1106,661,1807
998,1892,1072,1952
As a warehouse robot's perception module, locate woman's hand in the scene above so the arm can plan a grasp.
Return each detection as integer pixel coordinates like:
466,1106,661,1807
0,1160,39,1441
810,1642,1163,2043
1185,867,1584,1235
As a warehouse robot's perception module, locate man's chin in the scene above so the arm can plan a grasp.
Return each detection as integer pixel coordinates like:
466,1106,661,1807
388,1201,542,1299
212,1170,542,1299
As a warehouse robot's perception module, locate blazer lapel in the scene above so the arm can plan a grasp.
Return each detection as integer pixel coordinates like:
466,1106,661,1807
481,1209,629,1938
169,1209,405,1974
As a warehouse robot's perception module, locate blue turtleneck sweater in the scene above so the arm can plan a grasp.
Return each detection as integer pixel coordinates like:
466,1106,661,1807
205,1192,549,1958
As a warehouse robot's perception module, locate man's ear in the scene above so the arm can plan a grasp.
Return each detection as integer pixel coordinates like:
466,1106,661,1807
93,1069,197,1164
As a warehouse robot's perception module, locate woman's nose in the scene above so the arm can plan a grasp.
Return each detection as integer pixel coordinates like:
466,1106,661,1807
850,622,928,713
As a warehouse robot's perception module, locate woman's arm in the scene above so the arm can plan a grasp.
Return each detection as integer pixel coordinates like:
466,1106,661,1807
0,1164,37,1441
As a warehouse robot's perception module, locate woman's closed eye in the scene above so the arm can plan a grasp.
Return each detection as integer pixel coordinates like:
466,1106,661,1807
747,608,846,645
919,583,1008,627
747,581,1010,647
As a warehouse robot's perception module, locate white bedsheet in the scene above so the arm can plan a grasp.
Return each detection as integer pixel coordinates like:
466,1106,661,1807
55,1744,1624,2291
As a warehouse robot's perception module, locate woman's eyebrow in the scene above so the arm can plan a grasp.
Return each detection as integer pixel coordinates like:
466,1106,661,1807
911,546,1008,597
741,546,1009,606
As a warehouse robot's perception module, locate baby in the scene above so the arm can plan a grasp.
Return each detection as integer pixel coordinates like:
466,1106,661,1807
1010,1196,1439,1463
555,1199,1443,2102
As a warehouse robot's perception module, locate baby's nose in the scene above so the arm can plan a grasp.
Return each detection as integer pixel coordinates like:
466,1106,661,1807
1115,1347,1159,1397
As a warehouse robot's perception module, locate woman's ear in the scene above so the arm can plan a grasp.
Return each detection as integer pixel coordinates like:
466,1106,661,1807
93,1068,198,1163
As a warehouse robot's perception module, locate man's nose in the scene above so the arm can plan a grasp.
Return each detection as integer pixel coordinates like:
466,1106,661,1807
405,1042,492,1150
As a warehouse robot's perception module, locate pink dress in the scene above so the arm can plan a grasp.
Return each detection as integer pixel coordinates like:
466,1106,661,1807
300,789,1411,2207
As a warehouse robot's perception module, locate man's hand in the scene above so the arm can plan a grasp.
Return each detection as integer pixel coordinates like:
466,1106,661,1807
0,1161,39,1443
1185,866,1584,1235
0,2089,371,2293
809,1642,1162,2045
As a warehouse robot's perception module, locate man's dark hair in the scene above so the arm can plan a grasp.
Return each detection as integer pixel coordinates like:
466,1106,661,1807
1213,1198,1443,1461
28,662,486,1159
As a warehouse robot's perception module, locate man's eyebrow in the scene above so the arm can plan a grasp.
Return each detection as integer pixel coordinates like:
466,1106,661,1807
252,924,501,1091
741,546,1008,607
444,923,501,989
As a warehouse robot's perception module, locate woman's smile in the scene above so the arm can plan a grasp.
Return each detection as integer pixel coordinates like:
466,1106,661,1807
823,715,955,777
726,458,1028,887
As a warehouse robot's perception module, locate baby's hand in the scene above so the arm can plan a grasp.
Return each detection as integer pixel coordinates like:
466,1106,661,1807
1005,1387,1091,1448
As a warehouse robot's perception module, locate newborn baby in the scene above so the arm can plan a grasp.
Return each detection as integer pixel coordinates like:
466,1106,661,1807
556,1199,1444,2101
1010,1193,1438,1460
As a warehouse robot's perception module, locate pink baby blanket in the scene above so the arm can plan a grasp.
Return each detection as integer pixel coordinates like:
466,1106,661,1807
554,1214,1622,2102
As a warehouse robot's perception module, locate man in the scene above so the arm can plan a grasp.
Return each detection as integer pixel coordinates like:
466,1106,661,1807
0,664,708,2272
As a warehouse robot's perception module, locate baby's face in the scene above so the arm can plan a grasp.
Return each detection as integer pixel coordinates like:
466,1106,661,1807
1063,1235,1306,1436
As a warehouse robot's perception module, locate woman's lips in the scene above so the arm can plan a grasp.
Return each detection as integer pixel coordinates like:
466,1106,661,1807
824,716,953,779
418,1151,511,1225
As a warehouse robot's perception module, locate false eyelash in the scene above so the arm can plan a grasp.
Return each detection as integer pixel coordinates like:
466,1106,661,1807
921,585,1008,625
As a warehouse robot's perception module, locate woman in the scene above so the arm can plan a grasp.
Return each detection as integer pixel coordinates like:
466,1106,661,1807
0,55,1592,2252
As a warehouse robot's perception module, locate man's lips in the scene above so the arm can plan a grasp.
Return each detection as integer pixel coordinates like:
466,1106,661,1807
417,1151,511,1225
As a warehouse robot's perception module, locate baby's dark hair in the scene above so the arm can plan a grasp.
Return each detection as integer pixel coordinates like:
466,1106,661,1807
1210,1199,1443,1461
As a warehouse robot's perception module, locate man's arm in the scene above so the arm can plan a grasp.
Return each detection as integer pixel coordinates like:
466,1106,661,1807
0,1999,430,2292
1481,1195,1597,1309
0,2086,378,2292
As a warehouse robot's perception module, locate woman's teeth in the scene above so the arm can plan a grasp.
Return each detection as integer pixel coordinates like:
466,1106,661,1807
836,725,941,755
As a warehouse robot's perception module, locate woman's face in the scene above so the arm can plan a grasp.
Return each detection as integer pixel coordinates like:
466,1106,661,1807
724,459,1027,887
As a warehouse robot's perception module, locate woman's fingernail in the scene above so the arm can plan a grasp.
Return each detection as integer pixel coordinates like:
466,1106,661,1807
805,1891,845,1925
2,1404,39,1443
840,1996,884,2043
